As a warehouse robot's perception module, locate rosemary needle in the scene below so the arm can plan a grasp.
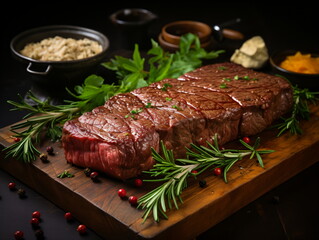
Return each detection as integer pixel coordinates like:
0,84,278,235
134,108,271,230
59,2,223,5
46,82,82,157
138,135,274,223
273,79,319,136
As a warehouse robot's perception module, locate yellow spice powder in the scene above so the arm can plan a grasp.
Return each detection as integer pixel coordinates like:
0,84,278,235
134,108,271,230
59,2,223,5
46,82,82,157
279,51,319,74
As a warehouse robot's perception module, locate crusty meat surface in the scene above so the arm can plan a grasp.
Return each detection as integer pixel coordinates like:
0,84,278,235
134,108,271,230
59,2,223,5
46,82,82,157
62,62,293,180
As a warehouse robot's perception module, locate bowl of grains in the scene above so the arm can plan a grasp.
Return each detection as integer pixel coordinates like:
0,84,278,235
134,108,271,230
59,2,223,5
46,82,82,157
10,25,110,94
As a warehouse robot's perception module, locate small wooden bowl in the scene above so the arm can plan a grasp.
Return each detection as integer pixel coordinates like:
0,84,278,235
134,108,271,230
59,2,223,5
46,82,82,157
162,20,212,45
159,20,214,51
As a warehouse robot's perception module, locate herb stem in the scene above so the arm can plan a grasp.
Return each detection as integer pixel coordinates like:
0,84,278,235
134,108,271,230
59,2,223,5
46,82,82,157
138,135,274,223
273,85,319,136
4,92,82,162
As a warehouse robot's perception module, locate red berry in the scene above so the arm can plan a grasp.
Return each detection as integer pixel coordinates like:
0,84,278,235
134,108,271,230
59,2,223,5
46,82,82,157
242,136,251,144
13,137,21,142
77,224,87,234
118,188,127,198
32,211,41,219
90,171,99,180
128,196,138,206
14,230,24,240
8,182,16,190
30,217,40,226
64,212,73,221
213,167,222,176
191,170,198,174
134,178,143,187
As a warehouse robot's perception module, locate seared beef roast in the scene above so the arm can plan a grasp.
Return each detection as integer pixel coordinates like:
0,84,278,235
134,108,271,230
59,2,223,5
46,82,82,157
62,62,293,180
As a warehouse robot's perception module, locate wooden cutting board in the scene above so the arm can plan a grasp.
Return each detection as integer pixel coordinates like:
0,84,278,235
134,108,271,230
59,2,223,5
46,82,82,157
1,105,319,240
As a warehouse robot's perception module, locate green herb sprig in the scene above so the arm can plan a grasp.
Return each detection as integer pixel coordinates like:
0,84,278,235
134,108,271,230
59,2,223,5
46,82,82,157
103,33,224,89
4,75,115,162
273,84,319,136
138,135,274,223
4,92,79,162
57,170,74,178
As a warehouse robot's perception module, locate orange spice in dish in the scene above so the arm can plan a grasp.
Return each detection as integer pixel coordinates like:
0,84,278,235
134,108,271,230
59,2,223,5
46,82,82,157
279,51,319,74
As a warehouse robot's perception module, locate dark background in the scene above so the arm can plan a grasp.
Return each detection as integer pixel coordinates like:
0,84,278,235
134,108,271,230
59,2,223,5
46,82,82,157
1,2,319,240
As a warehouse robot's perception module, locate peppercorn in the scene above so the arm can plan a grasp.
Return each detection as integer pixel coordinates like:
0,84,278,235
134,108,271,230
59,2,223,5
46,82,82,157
46,146,54,155
39,153,49,163
64,212,73,221
8,182,16,190
84,168,92,177
30,217,40,228
199,179,207,188
77,224,87,234
213,167,222,176
118,188,127,198
134,178,143,187
128,196,138,206
14,230,24,240
32,211,41,219
17,188,26,198
272,195,280,204
34,229,44,239
242,136,251,144
90,171,99,182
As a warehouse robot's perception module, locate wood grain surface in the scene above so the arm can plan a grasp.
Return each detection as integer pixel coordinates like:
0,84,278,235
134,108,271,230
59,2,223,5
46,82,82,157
1,105,318,240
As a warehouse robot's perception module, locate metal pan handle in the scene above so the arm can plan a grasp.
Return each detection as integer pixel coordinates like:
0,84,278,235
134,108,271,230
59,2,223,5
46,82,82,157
26,62,52,75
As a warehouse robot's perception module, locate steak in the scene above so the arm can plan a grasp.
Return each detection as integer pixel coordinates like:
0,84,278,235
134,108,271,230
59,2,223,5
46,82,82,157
62,62,293,180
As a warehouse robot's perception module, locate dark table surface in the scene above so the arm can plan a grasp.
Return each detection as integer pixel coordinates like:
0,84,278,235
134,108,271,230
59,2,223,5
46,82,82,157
1,3,319,240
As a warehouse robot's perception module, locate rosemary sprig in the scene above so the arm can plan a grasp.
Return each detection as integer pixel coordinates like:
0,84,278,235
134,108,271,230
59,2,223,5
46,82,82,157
273,85,319,136
138,135,274,223
4,92,80,162
4,75,120,163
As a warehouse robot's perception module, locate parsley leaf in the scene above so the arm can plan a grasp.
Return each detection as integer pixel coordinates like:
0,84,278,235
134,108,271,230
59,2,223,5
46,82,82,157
103,33,224,88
